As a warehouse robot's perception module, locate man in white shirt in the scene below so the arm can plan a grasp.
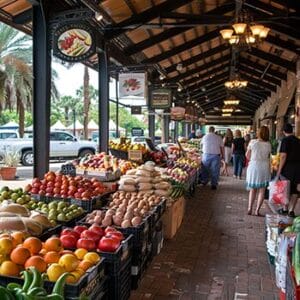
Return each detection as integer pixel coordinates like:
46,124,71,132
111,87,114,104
200,126,224,190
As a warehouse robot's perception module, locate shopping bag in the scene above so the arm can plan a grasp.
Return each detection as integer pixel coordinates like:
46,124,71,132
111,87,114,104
268,176,290,213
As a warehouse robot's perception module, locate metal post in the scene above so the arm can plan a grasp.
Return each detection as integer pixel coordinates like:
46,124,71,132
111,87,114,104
295,60,300,137
73,110,76,136
98,48,109,152
174,121,178,142
32,2,51,179
148,110,155,143
163,112,169,143
115,73,119,138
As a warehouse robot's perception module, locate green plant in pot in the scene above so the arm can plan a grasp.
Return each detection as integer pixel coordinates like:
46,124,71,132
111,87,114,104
0,149,20,180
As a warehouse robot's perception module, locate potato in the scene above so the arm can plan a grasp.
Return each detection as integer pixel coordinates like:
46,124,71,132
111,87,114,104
131,216,142,226
124,212,133,220
121,220,131,228
113,215,122,226
94,215,102,224
102,216,112,226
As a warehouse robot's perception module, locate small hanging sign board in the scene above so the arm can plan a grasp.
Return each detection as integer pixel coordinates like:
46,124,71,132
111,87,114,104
150,89,172,109
131,128,144,136
53,22,96,62
128,150,143,161
131,106,142,115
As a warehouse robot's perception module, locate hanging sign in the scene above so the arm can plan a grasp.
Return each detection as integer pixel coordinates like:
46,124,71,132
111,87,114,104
128,150,143,161
131,128,144,136
150,89,172,109
131,106,142,115
53,23,96,62
119,73,146,98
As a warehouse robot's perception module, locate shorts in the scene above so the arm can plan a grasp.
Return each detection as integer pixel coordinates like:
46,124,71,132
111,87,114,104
282,162,300,195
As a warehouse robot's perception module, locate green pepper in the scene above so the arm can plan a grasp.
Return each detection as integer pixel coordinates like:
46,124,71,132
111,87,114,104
37,295,63,300
15,290,32,300
27,287,47,297
27,267,43,291
7,282,22,292
52,272,72,297
21,270,33,293
0,286,15,300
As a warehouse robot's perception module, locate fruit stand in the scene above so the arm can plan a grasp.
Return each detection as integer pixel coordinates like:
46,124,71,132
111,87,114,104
0,142,201,299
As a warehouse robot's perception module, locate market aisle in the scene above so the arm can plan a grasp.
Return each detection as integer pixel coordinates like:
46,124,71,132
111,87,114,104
130,176,278,300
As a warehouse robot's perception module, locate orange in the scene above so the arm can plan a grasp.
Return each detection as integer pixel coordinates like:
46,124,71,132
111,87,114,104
78,260,93,271
58,254,79,272
39,248,47,256
23,237,42,255
66,271,81,284
83,252,100,265
0,237,14,255
44,237,62,252
10,247,31,265
0,261,19,276
59,250,74,256
11,232,26,245
44,251,60,264
25,256,47,273
46,263,65,282
74,248,88,260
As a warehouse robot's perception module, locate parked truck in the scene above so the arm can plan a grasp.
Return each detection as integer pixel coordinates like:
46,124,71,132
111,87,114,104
0,130,98,166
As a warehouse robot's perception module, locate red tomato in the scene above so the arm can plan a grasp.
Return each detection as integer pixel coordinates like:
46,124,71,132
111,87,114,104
38,190,45,196
89,224,104,237
73,225,88,234
80,230,101,242
106,231,124,242
104,227,117,235
60,228,80,240
77,238,96,251
60,235,77,249
98,237,120,252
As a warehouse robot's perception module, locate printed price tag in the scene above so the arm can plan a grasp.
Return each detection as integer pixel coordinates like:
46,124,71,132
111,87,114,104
128,150,143,161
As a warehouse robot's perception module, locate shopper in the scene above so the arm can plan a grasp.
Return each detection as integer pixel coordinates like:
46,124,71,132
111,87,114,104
232,129,246,179
244,134,251,149
189,130,196,139
222,128,233,176
200,126,224,190
276,123,300,218
246,126,271,216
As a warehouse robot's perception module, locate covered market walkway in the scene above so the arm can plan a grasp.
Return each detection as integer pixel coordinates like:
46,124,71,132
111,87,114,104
131,177,278,299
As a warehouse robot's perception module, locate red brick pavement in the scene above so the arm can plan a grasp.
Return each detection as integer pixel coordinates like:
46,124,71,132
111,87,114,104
130,176,279,300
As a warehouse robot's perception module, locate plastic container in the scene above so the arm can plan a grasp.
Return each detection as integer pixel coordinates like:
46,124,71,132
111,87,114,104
108,257,132,300
99,235,133,275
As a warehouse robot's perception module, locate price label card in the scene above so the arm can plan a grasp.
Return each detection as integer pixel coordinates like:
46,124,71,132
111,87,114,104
128,150,143,161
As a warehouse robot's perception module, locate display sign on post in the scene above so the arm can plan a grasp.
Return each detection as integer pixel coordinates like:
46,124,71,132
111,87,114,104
119,73,146,98
128,150,143,161
53,23,96,62
131,128,144,136
150,89,172,109
131,106,142,115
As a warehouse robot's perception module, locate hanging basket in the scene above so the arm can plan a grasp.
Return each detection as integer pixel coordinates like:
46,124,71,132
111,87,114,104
185,105,197,123
171,107,185,121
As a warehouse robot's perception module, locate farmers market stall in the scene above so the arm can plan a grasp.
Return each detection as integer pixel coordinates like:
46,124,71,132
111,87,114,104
0,143,201,299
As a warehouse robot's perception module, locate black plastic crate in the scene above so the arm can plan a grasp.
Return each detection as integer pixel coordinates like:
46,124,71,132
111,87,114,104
131,254,149,290
131,239,148,276
115,215,151,249
44,258,105,299
109,148,128,160
61,163,77,176
38,224,62,241
99,235,133,275
70,197,97,212
108,258,132,300
0,274,23,288
30,194,70,203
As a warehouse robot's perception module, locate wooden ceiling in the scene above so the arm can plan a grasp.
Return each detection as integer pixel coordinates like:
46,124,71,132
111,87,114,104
0,0,299,119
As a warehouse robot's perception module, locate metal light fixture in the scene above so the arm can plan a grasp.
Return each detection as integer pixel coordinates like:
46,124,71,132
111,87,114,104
95,12,103,21
220,9,270,48
159,74,165,81
225,73,248,89
222,108,234,113
222,113,231,117
176,63,183,71
224,99,240,105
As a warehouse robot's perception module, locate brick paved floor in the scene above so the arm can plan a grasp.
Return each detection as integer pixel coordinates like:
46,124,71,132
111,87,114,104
130,176,279,300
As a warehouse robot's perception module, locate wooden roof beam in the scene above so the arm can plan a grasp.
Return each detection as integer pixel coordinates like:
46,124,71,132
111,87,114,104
188,72,228,92
165,44,229,74
142,29,220,64
12,8,32,24
103,0,194,40
247,47,295,71
240,72,276,92
190,83,227,98
237,64,281,86
239,56,286,80
265,35,300,56
123,1,235,55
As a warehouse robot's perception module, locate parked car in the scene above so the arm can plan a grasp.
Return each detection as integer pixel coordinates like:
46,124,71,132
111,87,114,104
0,131,98,166
0,130,20,139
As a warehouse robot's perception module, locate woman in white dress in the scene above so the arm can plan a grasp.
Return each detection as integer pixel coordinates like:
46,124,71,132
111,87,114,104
222,128,233,176
246,126,271,216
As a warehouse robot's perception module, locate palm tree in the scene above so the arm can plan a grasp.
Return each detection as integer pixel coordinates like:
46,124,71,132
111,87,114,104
76,68,98,139
0,24,32,137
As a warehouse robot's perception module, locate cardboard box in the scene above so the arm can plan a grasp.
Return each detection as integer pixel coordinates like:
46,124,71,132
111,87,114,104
162,196,185,239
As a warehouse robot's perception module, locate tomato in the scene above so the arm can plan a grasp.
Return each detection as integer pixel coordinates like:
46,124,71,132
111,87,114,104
104,227,117,235
60,229,79,240
32,182,41,189
53,187,60,194
60,235,77,249
89,225,104,237
81,191,91,199
47,181,54,187
73,225,88,235
80,230,101,242
76,238,96,251
98,237,120,252
106,231,124,242
31,188,39,194
38,190,46,196
24,184,32,193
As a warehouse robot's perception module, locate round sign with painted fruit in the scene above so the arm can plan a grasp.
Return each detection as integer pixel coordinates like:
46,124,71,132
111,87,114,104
53,23,95,62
